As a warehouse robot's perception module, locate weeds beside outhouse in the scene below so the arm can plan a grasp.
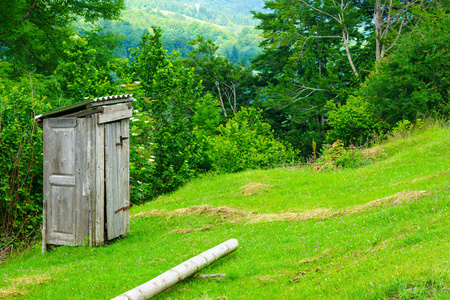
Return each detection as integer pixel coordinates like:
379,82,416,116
35,95,135,251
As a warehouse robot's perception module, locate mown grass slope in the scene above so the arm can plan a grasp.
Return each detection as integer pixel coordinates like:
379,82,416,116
1,123,449,299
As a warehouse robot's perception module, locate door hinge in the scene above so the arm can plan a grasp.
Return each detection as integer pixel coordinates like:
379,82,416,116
116,136,129,146
115,205,131,214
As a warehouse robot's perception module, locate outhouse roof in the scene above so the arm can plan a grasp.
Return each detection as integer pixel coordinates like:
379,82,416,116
34,94,135,123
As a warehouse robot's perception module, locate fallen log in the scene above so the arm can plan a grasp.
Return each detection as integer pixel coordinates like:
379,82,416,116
111,238,238,300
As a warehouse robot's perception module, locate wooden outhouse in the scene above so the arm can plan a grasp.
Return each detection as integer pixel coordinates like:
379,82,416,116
35,95,135,249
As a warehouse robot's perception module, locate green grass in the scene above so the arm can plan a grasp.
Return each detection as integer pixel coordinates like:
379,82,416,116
1,123,449,299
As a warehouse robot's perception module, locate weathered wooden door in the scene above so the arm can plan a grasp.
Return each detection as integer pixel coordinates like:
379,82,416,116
43,118,88,245
104,119,130,240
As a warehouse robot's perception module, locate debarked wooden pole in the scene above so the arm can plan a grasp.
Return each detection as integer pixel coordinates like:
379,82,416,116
112,238,239,300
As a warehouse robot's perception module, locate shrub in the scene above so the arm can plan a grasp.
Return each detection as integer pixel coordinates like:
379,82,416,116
0,84,44,251
315,141,367,172
325,96,386,145
206,107,298,173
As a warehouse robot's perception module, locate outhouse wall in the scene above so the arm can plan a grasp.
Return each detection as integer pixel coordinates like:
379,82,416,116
42,101,132,248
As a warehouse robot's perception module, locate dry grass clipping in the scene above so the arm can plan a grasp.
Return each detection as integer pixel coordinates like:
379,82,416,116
172,226,212,234
133,205,254,223
391,170,450,187
132,190,429,224
298,249,330,264
240,182,273,196
347,190,428,214
362,146,383,159
253,275,278,283
248,209,330,223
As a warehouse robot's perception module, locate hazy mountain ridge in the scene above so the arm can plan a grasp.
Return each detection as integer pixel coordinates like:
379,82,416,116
124,0,265,26
101,0,265,61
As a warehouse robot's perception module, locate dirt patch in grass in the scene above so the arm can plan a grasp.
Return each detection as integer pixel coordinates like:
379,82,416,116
253,275,278,283
131,190,429,223
172,226,212,234
240,182,273,196
1,273,51,298
0,288,22,298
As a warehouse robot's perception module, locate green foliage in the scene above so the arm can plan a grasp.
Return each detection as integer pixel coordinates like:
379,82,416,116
206,107,297,173
0,80,44,250
362,10,450,126
391,118,426,136
325,96,386,145
150,119,208,196
192,93,222,136
315,140,368,172
183,35,256,116
127,27,209,202
54,29,123,101
0,0,125,74
128,111,156,204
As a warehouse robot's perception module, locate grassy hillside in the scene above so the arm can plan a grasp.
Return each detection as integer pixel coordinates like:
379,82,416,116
1,123,449,299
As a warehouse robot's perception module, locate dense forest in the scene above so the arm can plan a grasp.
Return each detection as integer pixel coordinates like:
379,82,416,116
1,0,449,255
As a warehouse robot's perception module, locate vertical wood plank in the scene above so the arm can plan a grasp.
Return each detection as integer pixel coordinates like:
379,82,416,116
105,121,121,239
75,118,83,245
94,114,105,246
74,118,92,246
42,119,50,253
87,116,95,247
121,118,130,234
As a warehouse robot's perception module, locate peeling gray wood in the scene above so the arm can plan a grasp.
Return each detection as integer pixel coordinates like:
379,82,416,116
63,107,104,119
35,95,135,123
98,104,133,124
44,118,78,246
49,175,76,186
48,118,77,128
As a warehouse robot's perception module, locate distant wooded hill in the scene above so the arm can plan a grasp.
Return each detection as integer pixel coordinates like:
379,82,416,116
98,0,265,62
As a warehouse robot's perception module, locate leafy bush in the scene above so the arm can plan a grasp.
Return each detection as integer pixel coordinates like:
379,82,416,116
391,118,426,136
206,107,297,173
0,83,44,250
315,141,367,172
325,96,386,145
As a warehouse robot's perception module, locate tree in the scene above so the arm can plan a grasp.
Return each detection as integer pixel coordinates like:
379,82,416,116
373,0,440,64
183,35,255,117
362,10,450,126
128,27,210,200
0,0,125,74
54,28,124,102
